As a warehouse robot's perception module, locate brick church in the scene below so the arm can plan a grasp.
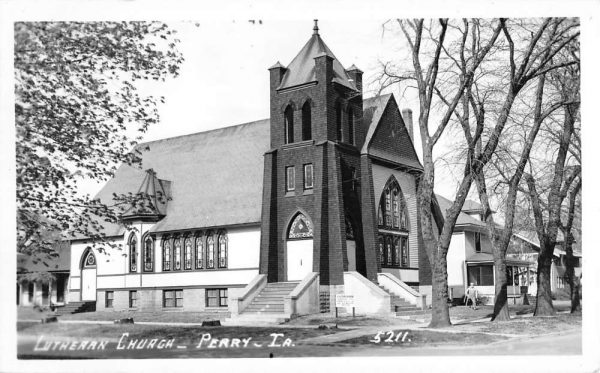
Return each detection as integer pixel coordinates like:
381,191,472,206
66,21,439,319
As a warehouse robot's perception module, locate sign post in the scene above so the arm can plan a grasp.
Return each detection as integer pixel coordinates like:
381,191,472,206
335,294,355,318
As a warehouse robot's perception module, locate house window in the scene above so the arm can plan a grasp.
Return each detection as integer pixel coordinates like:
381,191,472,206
304,164,313,190
184,237,193,270
218,234,228,268
336,103,343,141
143,235,153,272
105,291,114,308
129,290,137,308
206,288,228,308
302,102,312,141
284,105,294,144
467,265,494,286
163,289,183,308
173,237,182,270
128,233,137,273
195,235,204,269
28,283,34,303
475,232,482,252
162,237,171,271
286,166,295,192
348,108,354,145
207,236,215,268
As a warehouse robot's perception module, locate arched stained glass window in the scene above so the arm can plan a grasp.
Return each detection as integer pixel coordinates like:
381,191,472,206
128,233,137,273
163,237,171,271
378,176,410,268
173,237,182,270
195,235,204,269
184,237,192,270
143,235,154,272
302,102,312,141
218,234,228,268
285,105,294,144
207,236,215,269
288,213,314,239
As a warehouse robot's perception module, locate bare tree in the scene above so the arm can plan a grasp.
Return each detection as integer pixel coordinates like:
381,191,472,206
524,57,580,316
378,17,578,326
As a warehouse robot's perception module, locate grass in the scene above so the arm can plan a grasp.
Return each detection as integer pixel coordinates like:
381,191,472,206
18,307,230,323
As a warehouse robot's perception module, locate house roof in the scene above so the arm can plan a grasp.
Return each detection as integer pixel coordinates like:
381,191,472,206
466,252,533,266
17,241,70,273
277,33,357,91
435,194,487,230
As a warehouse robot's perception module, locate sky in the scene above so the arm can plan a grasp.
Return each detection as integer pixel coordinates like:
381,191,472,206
83,18,465,200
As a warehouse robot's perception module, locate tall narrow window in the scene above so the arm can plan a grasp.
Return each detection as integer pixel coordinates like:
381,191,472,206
336,103,343,141
143,235,153,272
393,237,400,266
385,189,392,226
174,237,182,270
401,237,409,267
303,164,313,190
286,166,295,192
128,233,137,273
184,237,193,270
162,237,171,271
378,236,384,265
348,108,354,145
475,232,482,252
392,190,399,228
207,236,215,269
386,236,393,265
302,102,312,141
195,235,204,269
284,105,294,144
218,234,228,268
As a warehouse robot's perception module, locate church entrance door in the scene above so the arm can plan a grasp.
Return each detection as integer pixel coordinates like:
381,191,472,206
286,213,314,281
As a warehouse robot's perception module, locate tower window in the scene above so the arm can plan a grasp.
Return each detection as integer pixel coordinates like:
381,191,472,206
286,166,295,192
284,105,294,144
348,108,354,145
336,103,343,141
304,164,313,190
302,102,312,141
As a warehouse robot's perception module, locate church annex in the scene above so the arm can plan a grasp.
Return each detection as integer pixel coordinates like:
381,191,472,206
67,22,439,319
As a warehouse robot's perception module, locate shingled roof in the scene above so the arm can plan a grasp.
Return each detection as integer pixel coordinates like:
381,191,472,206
435,194,487,231
82,94,421,237
277,32,357,91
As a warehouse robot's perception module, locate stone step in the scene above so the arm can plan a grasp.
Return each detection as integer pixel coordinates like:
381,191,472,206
251,298,286,305
244,307,285,313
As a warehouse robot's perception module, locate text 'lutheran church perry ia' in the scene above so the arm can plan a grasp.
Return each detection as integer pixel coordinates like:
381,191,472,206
66,21,441,320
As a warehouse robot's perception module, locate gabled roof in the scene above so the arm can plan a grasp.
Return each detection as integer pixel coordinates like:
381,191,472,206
435,194,487,231
277,33,357,91
361,94,423,170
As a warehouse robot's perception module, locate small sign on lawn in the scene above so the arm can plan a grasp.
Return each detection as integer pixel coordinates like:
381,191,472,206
335,294,354,308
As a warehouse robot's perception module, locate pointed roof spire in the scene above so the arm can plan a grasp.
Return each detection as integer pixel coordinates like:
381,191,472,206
313,19,319,35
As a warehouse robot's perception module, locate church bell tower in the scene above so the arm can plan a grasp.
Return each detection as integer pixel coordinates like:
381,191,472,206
259,21,379,292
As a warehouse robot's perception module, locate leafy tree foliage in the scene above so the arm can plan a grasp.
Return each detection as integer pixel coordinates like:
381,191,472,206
15,21,184,258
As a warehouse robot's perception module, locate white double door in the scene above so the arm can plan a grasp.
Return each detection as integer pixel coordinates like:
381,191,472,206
286,240,313,281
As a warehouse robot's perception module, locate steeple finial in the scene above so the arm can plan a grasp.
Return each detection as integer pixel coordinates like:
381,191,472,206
313,19,319,35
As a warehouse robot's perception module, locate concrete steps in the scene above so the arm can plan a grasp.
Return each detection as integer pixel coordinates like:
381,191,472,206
378,285,421,315
54,301,96,316
227,281,300,324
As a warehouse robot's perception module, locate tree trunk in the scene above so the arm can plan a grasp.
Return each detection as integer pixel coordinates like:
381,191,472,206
534,252,555,316
492,256,510,321
570,275,581,313
428,248,451,328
